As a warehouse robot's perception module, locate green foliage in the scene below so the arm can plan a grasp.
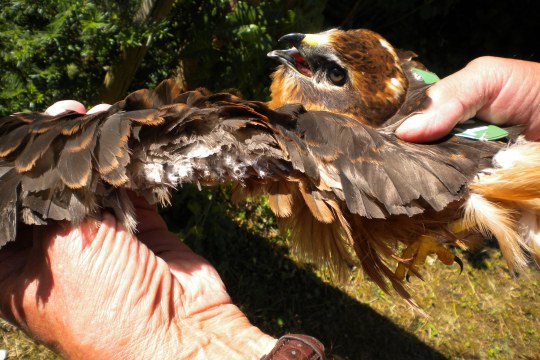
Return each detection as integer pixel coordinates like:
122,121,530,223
135,0,326,99
0,1,120,113
1,0,536,112
0,0,326,114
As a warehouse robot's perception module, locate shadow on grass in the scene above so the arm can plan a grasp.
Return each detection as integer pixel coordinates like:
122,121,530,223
161,187,447,360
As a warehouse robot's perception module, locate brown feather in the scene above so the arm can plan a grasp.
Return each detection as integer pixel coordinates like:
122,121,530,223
63,119,100,152
267,180,294,218
298,181,335,223
0,168,21,247
95,114,131,175
0,124,32,157
15,127,61,172
58,149,93,189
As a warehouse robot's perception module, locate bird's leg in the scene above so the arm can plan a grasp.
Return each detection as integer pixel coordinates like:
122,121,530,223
447,218,470,234
395,234,459,281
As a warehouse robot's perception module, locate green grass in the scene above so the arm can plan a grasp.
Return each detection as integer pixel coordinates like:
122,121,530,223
2,187,539,359
0,320,59,359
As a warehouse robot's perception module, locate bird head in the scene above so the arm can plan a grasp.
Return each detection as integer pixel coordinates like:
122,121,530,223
267,29,409,126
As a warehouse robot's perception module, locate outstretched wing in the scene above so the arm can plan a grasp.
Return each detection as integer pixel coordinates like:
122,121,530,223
0,80,519,299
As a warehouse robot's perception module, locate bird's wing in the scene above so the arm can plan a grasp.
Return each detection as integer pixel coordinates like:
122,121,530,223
253,105,517,286
0,80,520,300
285,106,503,216
0,80,292,247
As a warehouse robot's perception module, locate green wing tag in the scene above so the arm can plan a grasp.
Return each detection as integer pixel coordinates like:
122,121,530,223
452,119,509,141
412,68,441,84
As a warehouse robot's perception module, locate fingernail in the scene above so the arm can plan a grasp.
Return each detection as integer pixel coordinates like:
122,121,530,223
87,103,111,114
395,113,431,140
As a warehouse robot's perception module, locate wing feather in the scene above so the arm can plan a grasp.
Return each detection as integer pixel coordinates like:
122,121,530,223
0,168,20,247
0,79,522,303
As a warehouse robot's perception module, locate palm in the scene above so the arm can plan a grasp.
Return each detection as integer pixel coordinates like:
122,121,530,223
0,196,273,358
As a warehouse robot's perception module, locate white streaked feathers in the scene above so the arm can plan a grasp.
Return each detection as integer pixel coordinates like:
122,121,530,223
466,139,540,267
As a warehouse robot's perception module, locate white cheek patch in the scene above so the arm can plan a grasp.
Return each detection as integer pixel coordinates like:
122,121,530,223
312,80,335,91
385,77,405,100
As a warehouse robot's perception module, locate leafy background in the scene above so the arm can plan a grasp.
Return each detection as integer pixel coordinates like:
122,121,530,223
1,0,539,359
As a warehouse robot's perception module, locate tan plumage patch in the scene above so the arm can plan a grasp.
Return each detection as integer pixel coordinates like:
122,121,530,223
464,193,527,270
267,180,294,217
15,127,62,172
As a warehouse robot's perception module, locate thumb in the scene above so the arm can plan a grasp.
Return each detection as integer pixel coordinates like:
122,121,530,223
396,57,540,142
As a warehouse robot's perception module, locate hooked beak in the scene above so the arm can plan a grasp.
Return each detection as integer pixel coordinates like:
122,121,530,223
268,33,313,78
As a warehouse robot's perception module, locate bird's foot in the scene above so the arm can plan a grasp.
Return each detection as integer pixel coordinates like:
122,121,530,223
394,234,462,281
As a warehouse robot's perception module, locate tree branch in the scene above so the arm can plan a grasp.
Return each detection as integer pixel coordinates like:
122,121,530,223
100,0,175,103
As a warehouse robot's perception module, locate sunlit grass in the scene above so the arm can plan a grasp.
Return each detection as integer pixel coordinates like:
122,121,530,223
0,320,59,359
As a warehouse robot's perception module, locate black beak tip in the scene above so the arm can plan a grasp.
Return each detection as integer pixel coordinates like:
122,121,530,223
278,33,305,47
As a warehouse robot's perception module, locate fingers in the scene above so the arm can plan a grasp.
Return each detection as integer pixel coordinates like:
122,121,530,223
88,103,111,114
45,100,87,115
396,57,500,142
44,101,111,115
396,57,540,142
395,98,469,143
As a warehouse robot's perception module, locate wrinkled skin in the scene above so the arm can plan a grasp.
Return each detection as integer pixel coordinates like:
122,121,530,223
0,102,276,359
397,57,540,142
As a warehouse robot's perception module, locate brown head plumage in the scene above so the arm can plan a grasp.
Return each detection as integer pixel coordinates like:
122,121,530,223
267,29,410,126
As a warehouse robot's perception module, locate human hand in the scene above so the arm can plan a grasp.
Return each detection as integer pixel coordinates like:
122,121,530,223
396,57,540,142
0,101,276,359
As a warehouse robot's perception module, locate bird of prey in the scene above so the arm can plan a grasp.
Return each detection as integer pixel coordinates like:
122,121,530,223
1,28,538,304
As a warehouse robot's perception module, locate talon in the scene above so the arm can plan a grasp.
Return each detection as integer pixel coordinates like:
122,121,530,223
454,256,464,274
395,234,459,281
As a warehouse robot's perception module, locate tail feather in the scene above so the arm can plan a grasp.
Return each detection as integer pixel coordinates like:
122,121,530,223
463,193,530,270
466,142,540,268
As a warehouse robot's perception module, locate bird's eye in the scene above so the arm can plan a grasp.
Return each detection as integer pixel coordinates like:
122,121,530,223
328,66,347,86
